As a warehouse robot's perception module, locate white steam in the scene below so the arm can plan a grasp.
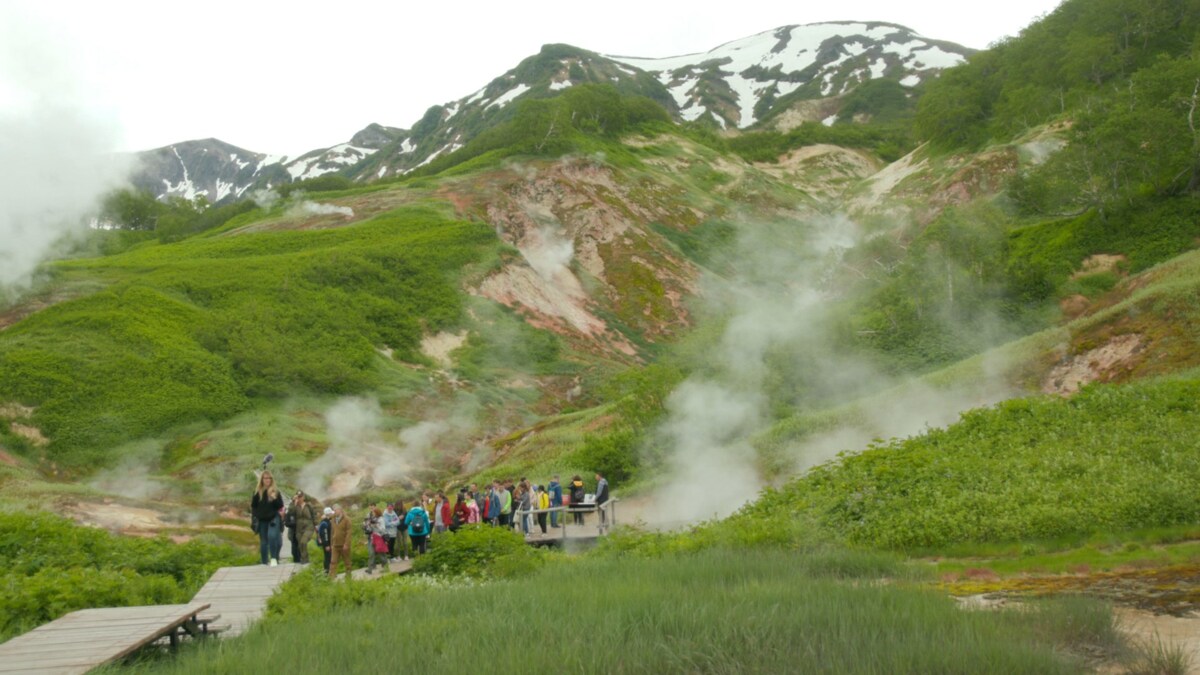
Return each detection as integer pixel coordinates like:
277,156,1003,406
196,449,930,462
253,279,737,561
287,200,354,218
299,396,474,500
650,212,1015,525
521,205,575,281
252,188,353,219
0,10,128,295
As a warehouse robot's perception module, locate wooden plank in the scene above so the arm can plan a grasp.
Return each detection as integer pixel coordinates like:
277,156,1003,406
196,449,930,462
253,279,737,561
0,603,209,674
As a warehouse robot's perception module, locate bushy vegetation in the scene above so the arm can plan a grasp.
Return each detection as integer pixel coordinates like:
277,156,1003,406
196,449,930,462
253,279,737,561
724,120,915,163
119,549,1123,674
916,0,1200,152
0,512,253,641
413,524,547,579
740,372,1200,550
101,189,258,243
0,206,496,467
411,83,670,177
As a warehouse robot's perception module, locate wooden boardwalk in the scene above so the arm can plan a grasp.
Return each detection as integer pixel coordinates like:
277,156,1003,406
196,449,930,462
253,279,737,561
0,501,619,672
349,557,413,581
189,563,300,637
0,603,210,675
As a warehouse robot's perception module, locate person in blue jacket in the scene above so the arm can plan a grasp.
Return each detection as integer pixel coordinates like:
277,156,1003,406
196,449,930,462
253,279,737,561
404,501,431,556
547,475,563,528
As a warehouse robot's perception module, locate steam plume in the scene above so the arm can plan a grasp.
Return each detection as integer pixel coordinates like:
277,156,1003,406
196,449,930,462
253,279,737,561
0,9,128,296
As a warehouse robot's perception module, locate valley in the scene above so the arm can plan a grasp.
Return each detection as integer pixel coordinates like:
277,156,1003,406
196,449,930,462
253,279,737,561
2,1,1200,671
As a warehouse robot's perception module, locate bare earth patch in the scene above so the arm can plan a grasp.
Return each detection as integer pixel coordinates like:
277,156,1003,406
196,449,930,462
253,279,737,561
1073,254,1127,279
0,402,33,419
69,502,169,533
421,330,469,368
1115,609,1200,674
1043,334,1145,395
9,423,49,447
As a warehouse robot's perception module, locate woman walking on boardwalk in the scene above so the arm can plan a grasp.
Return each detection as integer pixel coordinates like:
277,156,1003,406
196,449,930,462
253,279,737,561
250,470,285,565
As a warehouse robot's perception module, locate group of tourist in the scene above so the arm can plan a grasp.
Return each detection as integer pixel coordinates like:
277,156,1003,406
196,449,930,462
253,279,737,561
250,469,612,579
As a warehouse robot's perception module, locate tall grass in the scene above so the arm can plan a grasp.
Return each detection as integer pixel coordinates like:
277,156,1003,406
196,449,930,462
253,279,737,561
118,549,1110,674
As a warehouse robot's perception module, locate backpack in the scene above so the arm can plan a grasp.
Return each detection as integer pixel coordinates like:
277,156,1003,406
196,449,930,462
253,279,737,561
410,508,429,535
283,509,296,529
371,532,388,553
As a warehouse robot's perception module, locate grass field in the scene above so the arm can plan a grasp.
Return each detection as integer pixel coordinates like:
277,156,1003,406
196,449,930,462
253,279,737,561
111,548,1122,674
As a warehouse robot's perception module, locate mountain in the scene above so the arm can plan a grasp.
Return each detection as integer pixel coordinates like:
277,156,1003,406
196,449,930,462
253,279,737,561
609,21,971,130
128,22,970,202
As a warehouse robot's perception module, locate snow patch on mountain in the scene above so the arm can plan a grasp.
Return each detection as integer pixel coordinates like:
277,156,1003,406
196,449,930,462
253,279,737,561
610,22,969,128
487,83,531,109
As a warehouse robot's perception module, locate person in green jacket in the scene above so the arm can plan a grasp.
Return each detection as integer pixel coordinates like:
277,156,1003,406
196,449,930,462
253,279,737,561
293,491,318,564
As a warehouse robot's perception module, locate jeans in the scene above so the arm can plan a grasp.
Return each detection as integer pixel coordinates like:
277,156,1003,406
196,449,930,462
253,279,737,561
550,506,559,528
258,515,282,564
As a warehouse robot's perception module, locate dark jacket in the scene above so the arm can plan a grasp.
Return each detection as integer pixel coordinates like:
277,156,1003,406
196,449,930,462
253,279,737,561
548,480,563,506
596,477,610,505
316,519,331,548
569,480,585,508
251,491,284,521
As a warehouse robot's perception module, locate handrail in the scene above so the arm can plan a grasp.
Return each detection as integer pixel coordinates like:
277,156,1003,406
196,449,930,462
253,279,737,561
511,498,618,539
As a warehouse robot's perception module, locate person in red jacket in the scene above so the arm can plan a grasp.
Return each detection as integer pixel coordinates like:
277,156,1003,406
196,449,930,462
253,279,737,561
452,491,470,532
438,492,452,533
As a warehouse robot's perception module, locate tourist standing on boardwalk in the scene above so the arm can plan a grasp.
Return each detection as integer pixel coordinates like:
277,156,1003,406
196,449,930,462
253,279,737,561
393,501,410,561
365,507,386,575
472,484,486,523
431,493,445,534
405,501,431,556
488,483,502,525
517,482,532,534
329,504,352,580
317,507,333,573
595,472,610,526
535,485,549,534
466,492,481,523
284,495,298,562
500,481,514,528
383,503,400,560
453,492,470,531
250,470,285,566
569,475,586,525
548,475,562,528
293,492,317,564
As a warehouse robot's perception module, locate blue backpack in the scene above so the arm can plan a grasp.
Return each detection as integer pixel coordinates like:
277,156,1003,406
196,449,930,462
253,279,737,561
409,508,429,535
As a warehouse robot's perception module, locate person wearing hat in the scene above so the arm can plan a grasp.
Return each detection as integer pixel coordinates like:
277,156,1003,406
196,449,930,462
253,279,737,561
316,506,334,573
293,491,318,564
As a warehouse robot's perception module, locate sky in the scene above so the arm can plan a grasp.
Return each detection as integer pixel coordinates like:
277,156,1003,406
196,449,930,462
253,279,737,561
1,0,1064,158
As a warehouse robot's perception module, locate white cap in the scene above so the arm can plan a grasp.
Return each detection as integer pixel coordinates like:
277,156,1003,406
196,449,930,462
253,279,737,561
323,507,334,516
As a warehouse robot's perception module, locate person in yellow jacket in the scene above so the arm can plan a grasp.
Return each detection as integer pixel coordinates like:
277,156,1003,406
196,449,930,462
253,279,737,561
535,485,550,534
329,504,353,581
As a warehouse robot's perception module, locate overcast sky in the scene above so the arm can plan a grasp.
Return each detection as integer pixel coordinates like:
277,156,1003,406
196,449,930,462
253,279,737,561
2,0,1063,157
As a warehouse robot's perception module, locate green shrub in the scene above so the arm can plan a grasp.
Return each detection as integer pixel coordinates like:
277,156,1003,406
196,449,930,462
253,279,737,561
0,512,253,641
412,524,546,579
574,429,639,484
